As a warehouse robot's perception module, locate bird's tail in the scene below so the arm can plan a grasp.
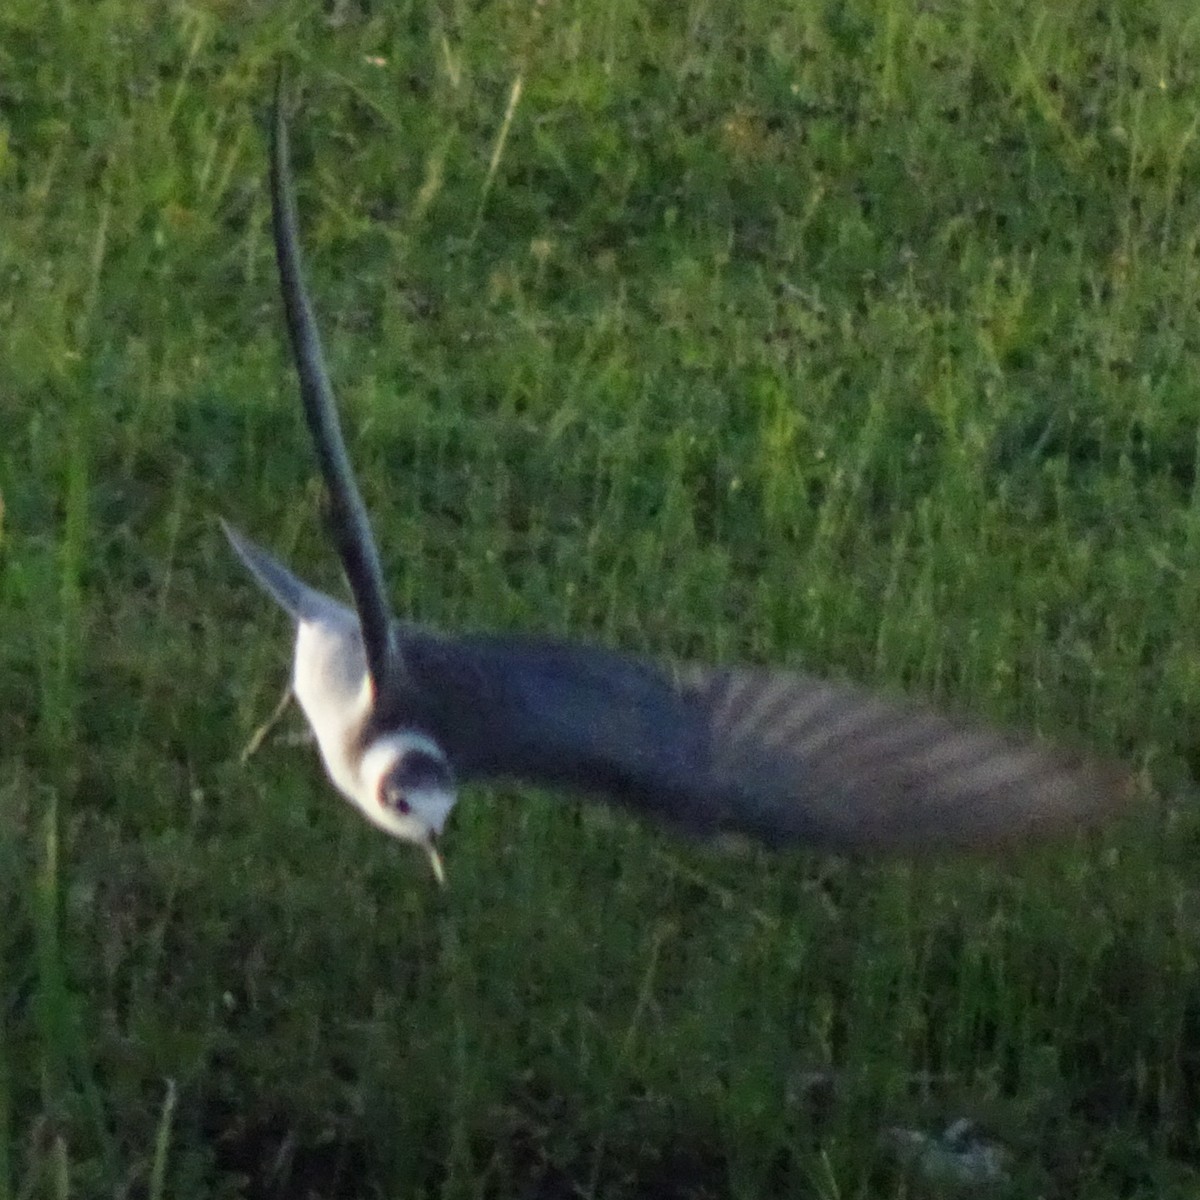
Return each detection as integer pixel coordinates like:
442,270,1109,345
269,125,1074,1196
221,519,342,624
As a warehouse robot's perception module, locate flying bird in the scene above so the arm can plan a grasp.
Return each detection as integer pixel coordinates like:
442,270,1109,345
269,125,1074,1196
222,87,1130,883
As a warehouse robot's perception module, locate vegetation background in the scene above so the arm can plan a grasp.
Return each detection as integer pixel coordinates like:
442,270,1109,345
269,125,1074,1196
2,0,1199,1195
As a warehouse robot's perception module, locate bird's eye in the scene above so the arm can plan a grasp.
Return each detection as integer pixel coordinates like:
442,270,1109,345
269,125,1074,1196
384,786,412,815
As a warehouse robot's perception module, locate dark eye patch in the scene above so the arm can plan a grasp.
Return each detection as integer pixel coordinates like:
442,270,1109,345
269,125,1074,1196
388,749,453,796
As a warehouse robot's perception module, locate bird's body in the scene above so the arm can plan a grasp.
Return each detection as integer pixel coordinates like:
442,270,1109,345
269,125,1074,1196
221,83,1131,880
226,521,455,859
293,608,370,804
227,526,1127,861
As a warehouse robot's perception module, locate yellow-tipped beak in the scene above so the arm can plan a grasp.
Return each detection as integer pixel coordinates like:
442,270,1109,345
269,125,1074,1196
426,839,446,887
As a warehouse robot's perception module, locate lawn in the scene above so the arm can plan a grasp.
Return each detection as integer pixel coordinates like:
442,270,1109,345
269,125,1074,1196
2,0,1200,1196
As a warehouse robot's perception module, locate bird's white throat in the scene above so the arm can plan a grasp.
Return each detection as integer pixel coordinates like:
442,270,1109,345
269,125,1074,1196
290,615,456,846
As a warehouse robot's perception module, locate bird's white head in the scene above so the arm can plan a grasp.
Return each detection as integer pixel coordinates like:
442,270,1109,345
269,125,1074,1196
359,731,457,884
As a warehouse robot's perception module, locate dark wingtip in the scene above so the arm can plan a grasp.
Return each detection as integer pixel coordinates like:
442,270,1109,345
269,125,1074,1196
271,61,288,191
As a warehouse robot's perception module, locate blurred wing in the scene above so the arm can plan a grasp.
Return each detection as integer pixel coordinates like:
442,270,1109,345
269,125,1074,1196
431,633,1130,852
671,665,1130,851
269,79,399,690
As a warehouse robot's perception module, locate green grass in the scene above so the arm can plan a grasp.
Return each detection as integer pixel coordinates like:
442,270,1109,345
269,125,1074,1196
2,0,1200,1195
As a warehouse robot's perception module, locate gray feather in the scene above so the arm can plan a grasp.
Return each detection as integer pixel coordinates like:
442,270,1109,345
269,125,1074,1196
396,628,1130,852
221,520,348,625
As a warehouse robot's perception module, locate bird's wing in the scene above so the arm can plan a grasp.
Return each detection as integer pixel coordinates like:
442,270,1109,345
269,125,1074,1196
670,663,1129,851
419,632,1129,852
269,79,399,690
221,520,353,626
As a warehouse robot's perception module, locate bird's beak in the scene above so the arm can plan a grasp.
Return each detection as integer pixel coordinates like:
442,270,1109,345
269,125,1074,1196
425,836,446,887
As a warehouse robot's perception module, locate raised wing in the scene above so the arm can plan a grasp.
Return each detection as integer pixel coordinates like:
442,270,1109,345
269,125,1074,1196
407,631,1130,852
269,80,399,690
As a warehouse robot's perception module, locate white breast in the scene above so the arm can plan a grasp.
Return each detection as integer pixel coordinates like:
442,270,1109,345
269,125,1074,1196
292,614,373,805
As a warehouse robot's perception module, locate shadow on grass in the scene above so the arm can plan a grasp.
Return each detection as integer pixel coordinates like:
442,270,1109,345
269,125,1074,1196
199,1079,746,1200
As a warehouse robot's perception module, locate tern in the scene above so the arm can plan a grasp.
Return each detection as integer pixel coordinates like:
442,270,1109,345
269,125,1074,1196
222,87,1130,883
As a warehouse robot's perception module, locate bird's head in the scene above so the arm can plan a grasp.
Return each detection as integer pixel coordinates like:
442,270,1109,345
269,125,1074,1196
359,732,456,884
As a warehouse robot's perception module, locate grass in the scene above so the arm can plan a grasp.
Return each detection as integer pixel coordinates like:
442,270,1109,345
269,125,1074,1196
2,0,1200,1195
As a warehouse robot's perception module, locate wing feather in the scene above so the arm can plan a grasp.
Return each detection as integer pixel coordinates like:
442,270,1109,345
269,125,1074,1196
414,632,1130,852
675,664,1129,850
